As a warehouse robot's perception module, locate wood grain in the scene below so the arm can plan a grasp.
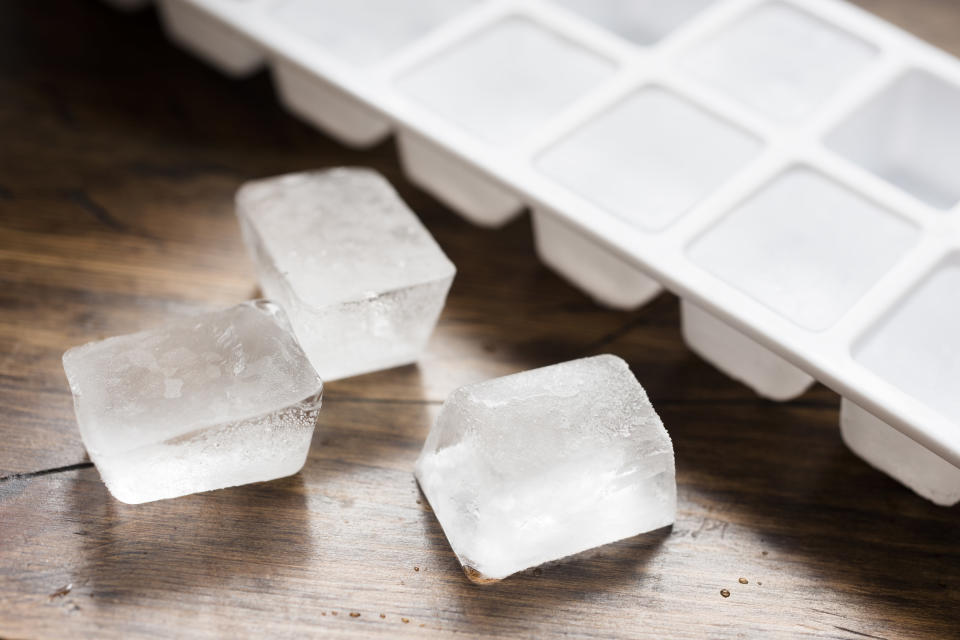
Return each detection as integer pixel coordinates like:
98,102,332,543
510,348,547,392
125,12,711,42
1,1,958,638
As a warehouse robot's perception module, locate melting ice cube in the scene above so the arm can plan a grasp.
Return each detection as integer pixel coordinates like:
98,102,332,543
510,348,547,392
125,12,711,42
62,300,323,504
416,354,676,582
236,168,456,381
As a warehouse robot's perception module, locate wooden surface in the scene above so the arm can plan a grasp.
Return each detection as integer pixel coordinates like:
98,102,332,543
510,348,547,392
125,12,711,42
1,1,959,638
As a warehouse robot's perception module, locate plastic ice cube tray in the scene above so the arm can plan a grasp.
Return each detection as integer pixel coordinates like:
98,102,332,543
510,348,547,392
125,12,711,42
118,0,960,500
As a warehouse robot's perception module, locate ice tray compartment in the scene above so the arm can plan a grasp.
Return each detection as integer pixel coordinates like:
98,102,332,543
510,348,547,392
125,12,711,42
826,69,960,210
395,17,615,145
551,0,716,46
680,2,878,122
273,60,391,148
536,87,762,232
393,15,615,224
270,0,481,148
397,130,523,227
681,301,813,400
853,255,960,430
841,400,960,506
532,210,662,309
684,168,919,400
158,0,264,77
688,168,919,331
270,0,479,67
532,86,759,307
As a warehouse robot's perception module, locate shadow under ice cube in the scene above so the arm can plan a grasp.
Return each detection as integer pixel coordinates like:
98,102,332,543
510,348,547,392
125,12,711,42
236,168,456,381
415,354,676,582
62,301,323,504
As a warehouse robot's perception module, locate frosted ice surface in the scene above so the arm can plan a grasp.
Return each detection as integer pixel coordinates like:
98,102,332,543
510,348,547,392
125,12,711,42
416,355,676,582
62,301,323,504
236,168,456,381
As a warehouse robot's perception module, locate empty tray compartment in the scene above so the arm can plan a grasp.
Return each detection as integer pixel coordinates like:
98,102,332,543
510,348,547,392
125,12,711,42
841,400,960,506
273,59,391,148
536,86,761,233
268,0,482,149
686,167,918,396
552,0,716,46
397,130,522,226
395,16,615,145
680,2,877,122
270,0,479,67
158,0,264,77
532,209,662,309
826,69,960,210
393,16,616,224
681,301,813,400
847,255,960,504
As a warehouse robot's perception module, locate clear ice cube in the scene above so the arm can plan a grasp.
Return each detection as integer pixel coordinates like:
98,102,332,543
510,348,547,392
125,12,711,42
415,355,676,582
236,168,456,381
62,300,323,504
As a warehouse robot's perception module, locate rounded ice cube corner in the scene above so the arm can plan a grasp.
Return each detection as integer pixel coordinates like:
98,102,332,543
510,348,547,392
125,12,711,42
60,300,323,504
415,354,677,583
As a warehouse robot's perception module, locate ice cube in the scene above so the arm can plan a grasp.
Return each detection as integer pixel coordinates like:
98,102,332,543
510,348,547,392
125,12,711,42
236,168,456,381
62,300,323,504
415,354,676,582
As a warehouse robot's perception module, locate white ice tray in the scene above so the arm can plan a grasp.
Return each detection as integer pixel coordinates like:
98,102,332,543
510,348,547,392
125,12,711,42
118,0,960,495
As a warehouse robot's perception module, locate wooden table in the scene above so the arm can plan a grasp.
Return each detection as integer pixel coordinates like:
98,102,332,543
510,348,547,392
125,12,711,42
1,1,958,638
